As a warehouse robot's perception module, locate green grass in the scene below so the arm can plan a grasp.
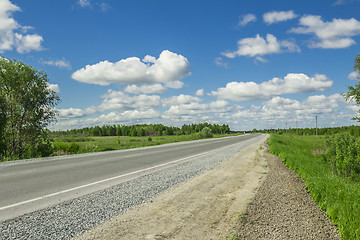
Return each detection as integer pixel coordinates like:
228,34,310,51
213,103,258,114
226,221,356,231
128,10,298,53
268,134,360,240
52,133,240,155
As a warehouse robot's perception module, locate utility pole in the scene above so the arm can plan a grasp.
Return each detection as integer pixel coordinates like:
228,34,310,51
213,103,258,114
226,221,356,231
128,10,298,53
315,115,318,137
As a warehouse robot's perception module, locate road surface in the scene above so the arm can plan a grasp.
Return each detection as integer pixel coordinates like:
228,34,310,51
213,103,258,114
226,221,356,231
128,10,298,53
0,134,259,222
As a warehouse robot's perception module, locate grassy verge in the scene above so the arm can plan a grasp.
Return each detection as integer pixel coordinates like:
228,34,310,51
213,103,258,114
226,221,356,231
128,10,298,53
268,134,360,240
52,133,240,155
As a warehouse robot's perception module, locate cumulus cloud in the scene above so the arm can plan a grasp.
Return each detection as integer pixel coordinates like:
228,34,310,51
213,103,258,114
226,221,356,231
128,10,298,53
96,90,161,112
72,50,191,86
163,94,202,107
77,0,91,7
0,0,44,53
195,89,204,97
162,100,231,119
348,71,359,80
41,58,71,69
238,14,257,27
89,109,160,125
76,0,110,11
221,34,300,60
124,84,167,94
58,90,162,121
14,33,43,53
47,83,60,93
211,73,333,102
290,15,360,48
214,57,229,68
230,94,345,128
165,80,184,89
58,109,160,129
263,10,297,24
332,0,357,5
58,108,85,119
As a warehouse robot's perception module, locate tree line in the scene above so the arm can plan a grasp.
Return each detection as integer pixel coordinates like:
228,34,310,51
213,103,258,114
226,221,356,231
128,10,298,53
50,123,231,137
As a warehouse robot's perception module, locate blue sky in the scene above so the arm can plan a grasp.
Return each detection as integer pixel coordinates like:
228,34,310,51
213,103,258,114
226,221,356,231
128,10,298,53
2,0,360,131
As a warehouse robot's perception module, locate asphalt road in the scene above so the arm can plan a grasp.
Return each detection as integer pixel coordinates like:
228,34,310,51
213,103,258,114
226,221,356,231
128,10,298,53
0,134,260,222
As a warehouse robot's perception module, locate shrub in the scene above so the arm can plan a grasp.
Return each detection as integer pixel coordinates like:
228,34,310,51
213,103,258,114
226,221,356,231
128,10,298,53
54,142,80,154
196,127,213,139
68,142,80,154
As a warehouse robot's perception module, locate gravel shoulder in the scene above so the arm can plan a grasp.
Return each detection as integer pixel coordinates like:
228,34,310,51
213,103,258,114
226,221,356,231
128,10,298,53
75,137,342,240
236,144,342,239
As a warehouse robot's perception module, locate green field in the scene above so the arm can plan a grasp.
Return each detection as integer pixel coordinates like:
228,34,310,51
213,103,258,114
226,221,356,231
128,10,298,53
268,134,360,240
51,133,240,155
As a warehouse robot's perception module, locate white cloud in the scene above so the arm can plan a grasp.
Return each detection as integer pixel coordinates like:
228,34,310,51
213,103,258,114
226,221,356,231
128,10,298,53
211,73,333,102
97,90,161,112
0,0,44,53
41,58,71,69
222,34,300,60
47,83,60,93
165,80,184,89
97,2,110,11
163,94,202,106
58,108,85,119
229,94,347,129
162,100,231,120
346,103,360,112
238,14,257,27
14,33,43,53
77,0,91,7
332,0,357,5
91,109,160,125
57,109,160,129
77,0,110,11
290,15,360,48
72,50,191,86
263,10,297,24
214,57,229,68
348,71,359,80
56,90,162,122
124,84,167,94
195,89,204,97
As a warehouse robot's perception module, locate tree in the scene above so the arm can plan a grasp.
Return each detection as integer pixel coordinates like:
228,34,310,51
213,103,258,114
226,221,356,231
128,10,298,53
0,58,60,160
344,54,360,121
0,94,7,156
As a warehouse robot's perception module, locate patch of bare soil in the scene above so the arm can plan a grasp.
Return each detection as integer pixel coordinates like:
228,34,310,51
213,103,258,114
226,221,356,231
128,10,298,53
74,138,268,240
236,144,342,239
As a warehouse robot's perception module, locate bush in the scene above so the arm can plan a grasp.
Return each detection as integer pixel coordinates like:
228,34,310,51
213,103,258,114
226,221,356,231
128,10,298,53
55,142,80,154
196,127,213,139
68,142,80,154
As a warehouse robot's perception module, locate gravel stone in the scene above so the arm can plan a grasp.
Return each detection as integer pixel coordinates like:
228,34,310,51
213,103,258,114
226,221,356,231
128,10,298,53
236,144,342,239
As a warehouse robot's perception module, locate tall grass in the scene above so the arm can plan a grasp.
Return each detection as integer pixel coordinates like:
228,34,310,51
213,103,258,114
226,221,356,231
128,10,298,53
324,133,360,180
268,134,360,240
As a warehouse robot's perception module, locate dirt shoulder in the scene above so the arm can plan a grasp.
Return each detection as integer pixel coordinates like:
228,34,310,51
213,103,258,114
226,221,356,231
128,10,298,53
236,144,342,239
74,137,341,240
